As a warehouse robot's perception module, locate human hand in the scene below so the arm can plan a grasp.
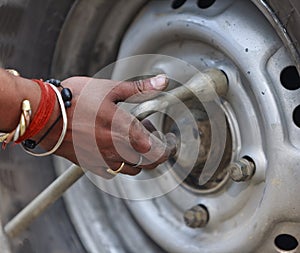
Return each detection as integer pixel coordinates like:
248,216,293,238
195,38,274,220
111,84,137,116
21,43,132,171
39,75,177,177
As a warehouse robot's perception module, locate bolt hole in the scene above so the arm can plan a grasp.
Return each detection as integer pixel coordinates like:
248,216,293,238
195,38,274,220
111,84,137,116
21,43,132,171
197,0,215,9
280,66,300,90
183,204,209,228
275,234,298,251
171,0,187,9
198,204,210,223
220,69,229,84
293,105,300,128
243,155,255,165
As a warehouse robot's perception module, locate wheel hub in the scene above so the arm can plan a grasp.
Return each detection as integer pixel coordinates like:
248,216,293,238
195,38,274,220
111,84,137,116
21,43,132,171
163,97,232,193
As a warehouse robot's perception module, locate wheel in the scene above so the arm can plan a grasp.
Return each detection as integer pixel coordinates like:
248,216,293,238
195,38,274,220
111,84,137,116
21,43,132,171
1,0,300,253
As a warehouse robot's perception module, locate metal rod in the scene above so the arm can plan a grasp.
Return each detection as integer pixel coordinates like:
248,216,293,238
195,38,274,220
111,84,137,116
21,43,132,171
0,219,11,253
131,69,228,119
3,68,228,239
4,165,84,238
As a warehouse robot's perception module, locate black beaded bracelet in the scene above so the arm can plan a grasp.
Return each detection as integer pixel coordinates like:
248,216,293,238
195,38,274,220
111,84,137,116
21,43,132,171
46,79,73,108
23,79,72,150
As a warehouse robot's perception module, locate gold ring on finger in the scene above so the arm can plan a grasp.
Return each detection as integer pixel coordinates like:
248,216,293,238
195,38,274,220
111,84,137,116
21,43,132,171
106,162,125,176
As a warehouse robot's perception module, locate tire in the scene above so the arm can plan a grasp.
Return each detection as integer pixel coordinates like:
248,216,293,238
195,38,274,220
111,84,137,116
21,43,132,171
0,1,85,252
253,0,300,71
0,1,300,253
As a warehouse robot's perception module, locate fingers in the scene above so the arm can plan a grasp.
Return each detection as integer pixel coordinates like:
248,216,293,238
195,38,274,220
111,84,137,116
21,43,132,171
66,75,176,178
85,132,177,177
137,132,177,169
110,74,169,103
128,118,152,154
118,115,177,170
101,132,177,176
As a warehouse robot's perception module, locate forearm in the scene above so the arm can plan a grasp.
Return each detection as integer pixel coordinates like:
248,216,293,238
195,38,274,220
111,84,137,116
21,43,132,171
0,68,41,132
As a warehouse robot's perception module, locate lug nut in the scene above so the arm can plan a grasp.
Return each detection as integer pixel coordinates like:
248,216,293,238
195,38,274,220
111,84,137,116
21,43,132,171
183,205,209,228
228,157,255,182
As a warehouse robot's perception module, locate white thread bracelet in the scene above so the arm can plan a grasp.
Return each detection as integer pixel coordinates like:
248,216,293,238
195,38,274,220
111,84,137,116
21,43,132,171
22,83,68,157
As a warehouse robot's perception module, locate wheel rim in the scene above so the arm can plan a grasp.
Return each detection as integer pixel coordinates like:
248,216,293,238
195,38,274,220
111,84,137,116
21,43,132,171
53,0,300,252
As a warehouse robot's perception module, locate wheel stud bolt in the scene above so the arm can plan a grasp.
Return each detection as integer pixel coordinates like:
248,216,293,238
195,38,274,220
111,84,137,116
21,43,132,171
183,205,209,228
228,157,255,182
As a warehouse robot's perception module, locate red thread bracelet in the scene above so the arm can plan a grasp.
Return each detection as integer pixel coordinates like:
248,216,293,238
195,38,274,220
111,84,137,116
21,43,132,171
16,79,56,143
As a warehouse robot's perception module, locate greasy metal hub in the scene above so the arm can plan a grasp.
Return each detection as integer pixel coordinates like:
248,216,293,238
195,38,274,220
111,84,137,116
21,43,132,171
163,95,232,193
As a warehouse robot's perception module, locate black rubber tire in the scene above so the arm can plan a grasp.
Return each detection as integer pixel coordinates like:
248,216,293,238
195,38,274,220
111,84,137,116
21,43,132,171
0,1,299,253
267,0,300,61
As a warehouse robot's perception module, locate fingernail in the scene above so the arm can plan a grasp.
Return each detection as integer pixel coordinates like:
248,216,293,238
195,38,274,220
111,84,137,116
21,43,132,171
150,74,168,90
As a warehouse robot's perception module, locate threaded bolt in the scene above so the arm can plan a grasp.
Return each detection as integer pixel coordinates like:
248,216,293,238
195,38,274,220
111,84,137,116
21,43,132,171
228,157,255,182
183,205,209,228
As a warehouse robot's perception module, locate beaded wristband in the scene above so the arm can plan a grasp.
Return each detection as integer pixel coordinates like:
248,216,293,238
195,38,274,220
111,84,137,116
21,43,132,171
22,79,72,150
46,79,72,108
22,83,69,156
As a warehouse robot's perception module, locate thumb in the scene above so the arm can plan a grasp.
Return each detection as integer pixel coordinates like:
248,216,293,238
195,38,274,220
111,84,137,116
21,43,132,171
111,74,168,103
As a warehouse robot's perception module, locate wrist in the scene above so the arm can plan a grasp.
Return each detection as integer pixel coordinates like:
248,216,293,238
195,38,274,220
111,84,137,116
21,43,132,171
0,71,41,132
28,80,73,154
15,79,56,144
31,96,62,150
0,68,72,156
